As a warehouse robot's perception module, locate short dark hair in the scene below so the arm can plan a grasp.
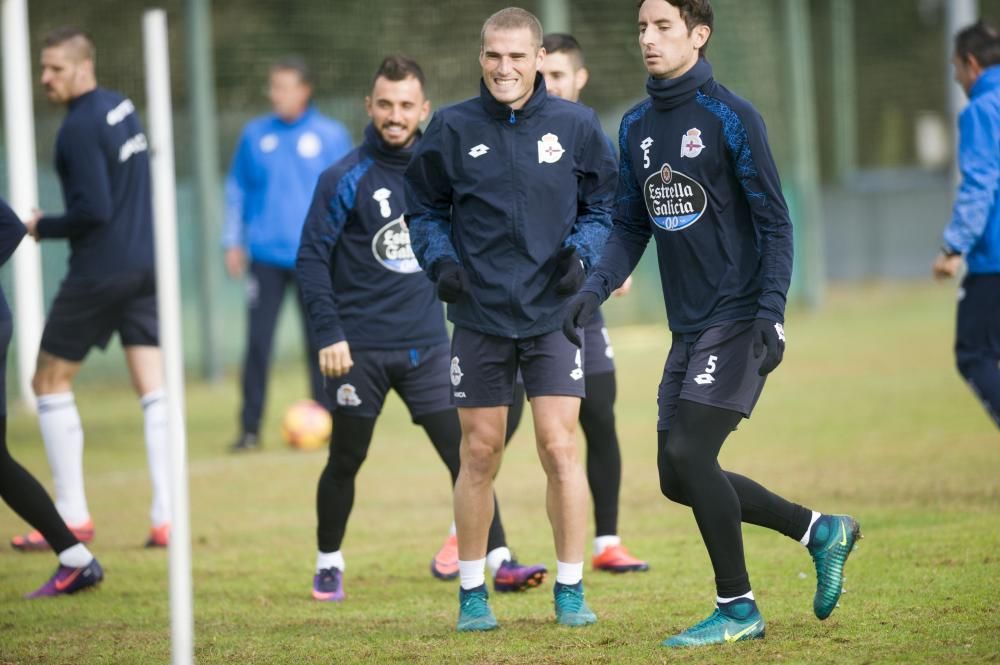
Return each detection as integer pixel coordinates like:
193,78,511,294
542,33,585,68
42,26,96,63
955,20,1000,68
636,0,714,56
371,54,426,90
270,55,313,86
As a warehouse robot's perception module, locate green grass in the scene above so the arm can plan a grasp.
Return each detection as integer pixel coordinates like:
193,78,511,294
1,281,998,664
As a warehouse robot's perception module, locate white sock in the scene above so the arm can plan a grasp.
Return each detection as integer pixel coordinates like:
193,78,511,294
485,547,511,574
57,543,94,568
555,560,583,586
449,522,456,537
593,535,620,556
717,590,755,605
799,510,822,546
459,558,486,590
142,390,171,527
316,550,345,572
38,393,89,525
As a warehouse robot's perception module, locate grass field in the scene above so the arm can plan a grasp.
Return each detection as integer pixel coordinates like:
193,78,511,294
1,281,998,664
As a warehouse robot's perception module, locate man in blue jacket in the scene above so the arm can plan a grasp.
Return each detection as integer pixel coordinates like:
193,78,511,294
934,20,1000,429
13,26,171,550
297,54,545,603
406,7,617,631
223,57,352,452
563,0,859,647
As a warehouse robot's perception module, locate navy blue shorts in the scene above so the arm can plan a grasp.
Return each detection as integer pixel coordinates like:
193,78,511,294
450,327,585,407
584,309,615,376
324,342,452,421
40,271,159,362
657,320,767,431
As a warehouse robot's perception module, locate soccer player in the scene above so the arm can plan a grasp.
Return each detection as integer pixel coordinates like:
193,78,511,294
297,55,544,602
933,20,1000,429
563,0,860,647
223,57,353,452
407,8,617,631
11,26,171,550
0,197,103,598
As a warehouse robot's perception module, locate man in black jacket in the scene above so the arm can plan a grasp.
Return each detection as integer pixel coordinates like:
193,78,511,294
407,7,616,632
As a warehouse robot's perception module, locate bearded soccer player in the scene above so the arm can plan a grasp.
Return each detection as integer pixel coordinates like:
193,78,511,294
13,26,170,551
564,0,860,647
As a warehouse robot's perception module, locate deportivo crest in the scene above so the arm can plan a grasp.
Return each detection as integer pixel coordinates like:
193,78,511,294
680,128,706,158
259,133,278,153
450,357,464,387
297,131,322,158
644,163,707,231
537,133,565,164
372,216,421,274
337,384,362,407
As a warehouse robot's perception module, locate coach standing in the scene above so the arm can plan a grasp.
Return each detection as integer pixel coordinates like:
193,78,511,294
933,20,1000,429
223,57,352,452
406,7,617,631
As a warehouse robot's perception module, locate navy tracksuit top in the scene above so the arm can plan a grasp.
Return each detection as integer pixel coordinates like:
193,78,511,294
297,124,448,351
583,59,793,336
405,75,617,339
37,87,154,277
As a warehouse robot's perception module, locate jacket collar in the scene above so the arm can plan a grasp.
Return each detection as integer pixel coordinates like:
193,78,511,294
273,104,315,129
971,64,1000,99
478,73,548,122
361,122,417,170
646,58,714,111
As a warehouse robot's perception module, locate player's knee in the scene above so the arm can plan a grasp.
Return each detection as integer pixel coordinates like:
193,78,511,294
537,436,579,478
657,462,687,503
462,436,503,479
326,445,367,479
31,366,70,395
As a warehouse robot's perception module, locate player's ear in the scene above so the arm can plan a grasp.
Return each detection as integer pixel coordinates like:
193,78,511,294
420,99,431,123
364,95,373,119
692,24,711,51
575,66,589,93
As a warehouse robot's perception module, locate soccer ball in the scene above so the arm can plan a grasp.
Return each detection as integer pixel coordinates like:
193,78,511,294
281,400,332,451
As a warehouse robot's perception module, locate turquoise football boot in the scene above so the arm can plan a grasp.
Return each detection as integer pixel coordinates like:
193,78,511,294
662,598,765,648
553,581,597,626
808,514,862,620
456,584,498,632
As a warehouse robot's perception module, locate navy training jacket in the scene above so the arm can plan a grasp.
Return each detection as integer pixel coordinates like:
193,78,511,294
405,75,616,339
36,87,154,277
297,124,448,352
583,59,793,336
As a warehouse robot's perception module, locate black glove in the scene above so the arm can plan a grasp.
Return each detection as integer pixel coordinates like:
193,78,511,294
435,261,469,303
752,318,785,376
562,291,601,347
555,246,586,296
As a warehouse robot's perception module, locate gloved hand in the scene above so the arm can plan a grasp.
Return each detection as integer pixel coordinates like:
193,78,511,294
562,291,602,347
752,318,785,376
555,246,586,295
435,261,469,303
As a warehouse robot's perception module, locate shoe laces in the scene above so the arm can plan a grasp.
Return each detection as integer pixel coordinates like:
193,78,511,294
317,567,341,586
685,609,727,634
555,585,585,613
460,590,489,616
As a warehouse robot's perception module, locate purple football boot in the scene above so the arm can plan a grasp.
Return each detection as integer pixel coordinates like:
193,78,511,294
312,567,345,602
26,558,104,599
493,558,547,592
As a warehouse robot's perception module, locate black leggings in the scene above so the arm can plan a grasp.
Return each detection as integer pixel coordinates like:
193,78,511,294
507,374,622,536
316,410,508,553
0,416,78,554
657,400,812,597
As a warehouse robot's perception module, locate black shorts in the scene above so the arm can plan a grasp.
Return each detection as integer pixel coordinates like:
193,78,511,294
40,271,159,362
450,326,586,407
657,320,766,431
583,309,615,376
324,342,452,421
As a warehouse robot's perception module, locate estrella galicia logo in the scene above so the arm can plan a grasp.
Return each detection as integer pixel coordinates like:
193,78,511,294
371,216,421,273
643,162,707,231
